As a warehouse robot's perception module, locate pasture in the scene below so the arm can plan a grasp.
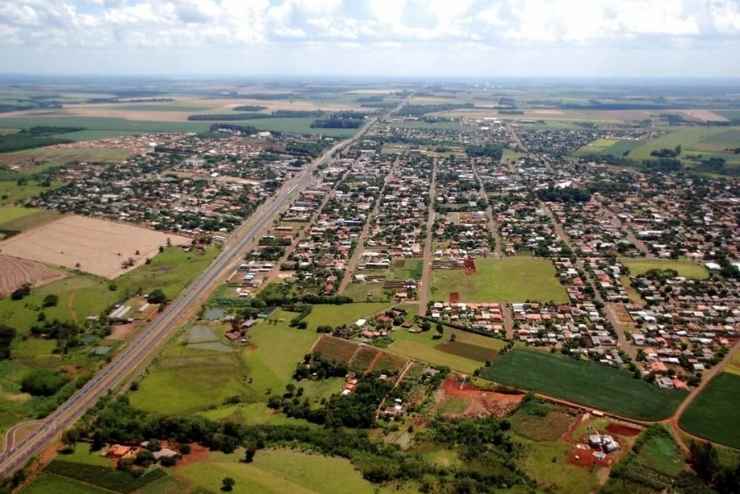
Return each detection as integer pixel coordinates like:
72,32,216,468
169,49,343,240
621,258,709,279
0,215,190,278
627,126,740,170
228,117,359,137
680,372,740,449
174,448,379,494
431,257,568,304
575,138,640,158
0,146,129,167
480,350,686,420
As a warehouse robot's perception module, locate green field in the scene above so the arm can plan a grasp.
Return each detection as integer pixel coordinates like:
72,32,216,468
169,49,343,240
575,138,640,158
0,246,219,333
131,309,322,414
516,437,600,493
389,258,423,280
480,350,686,420
388,328,505,374
229,117,358,137
680,372,740,449
174,448,379,494
1,146,130,165
0,180,60,207
0,206,42,224
431,257,568,303
621,258,709,279
21,473,108,494
627,126,740,170
303,303,389,330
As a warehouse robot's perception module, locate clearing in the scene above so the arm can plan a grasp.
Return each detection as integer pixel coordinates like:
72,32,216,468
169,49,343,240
431,257,568,303
0,215,190,279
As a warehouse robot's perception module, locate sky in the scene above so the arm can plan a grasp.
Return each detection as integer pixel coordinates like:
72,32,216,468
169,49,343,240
1,0,740,78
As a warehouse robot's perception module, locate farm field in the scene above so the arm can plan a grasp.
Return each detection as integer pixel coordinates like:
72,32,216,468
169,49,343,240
480,350,686,420
227,117,359,137
0,215,191,278
387,328,505,374
0,146,130,167
621,258,709,279
312,335,409,373
0,246,219,332
21,473,108,494
627,126,740,170
680,372,740,449
575,138,640,157
0,254,64,298
174,448,380,494
303,302,389,330
431,257,568,304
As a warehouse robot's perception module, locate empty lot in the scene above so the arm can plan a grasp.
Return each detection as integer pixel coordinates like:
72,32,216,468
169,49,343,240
0,215,190,279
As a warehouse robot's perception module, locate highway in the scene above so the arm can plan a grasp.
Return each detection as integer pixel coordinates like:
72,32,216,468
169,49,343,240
0,105,399,478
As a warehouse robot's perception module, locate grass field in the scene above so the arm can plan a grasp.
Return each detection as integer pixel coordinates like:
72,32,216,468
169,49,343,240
627,127,740,170
0,206,43,225
388,329,505,374
0,246,219,333
516,437,600,494
303,303,389,330
621,258,709,279
509,403,575,442
174,448,379,494
389,258,423,281
575,138,640,158
480,350,686,420
0,180,60,207
680,372,740,449
0,146,130,165
431,257,568,303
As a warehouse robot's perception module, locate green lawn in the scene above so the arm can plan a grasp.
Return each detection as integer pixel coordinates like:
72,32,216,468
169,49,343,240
174,448,378,494
480,350,686,420
389,258,423,281
303,303,389,330
635,427,684,477
680,372,740,449
431,257,568,303
0,246,219,333
388,328,504,374
621,258,709,280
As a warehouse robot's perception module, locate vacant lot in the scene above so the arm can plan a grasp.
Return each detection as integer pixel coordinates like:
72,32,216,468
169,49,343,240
0,254,64,298
680,372,740,449
621,258,708,279
304,302,389,330
431,257,567,303
480,350,686,420
0,215,190,278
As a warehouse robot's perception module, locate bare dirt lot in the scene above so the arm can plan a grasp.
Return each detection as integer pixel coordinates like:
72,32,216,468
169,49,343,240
0,254,65,298
437,375,524,418
0,215,190,279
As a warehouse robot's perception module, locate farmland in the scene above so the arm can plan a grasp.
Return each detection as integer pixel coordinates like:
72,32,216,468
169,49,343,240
431,257,568,303
312,335,409,373
621,258,709,279
0,246,219,332
387,328,504,374
0,146,130,167
225,117,359,137
480,350,686,420
0,215,191,278
0,254,64,298
680,372,740,449
303,303,389,330
627,127,740,171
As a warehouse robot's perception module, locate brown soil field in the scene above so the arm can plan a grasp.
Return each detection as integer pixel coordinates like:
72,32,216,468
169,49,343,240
0,254,65,298
440,375,524,418
676,109,729,123
313,335,360,364
0,215,190,279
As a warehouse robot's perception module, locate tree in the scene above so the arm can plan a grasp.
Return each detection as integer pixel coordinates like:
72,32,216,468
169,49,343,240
147,289,167,304
0,325,16,360
221,477,236,492
244,447,256,463
21,368,69,396
42,294,59,308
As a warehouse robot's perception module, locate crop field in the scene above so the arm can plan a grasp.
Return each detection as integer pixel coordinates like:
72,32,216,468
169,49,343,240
575,138,640,157
680,372,740,449
431,257,568,303
21,473,108,494
0,116,211,139
311,335,359,364
510,405,575,442
0,215,191,278
227,116,359,137
480,350,686,420
627,126,740,169
349,345,381,372
0,146,130,167
621,258,708,279
0,246,219,332
0,254,64,298
303,302,389,330
388,329,504,374
174,448,379,494
435,340,498,362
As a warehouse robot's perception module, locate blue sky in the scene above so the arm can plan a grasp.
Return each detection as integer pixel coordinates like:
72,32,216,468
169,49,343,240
1,0,740,77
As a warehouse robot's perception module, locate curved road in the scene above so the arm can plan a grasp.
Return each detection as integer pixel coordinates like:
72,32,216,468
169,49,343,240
0,105,403,478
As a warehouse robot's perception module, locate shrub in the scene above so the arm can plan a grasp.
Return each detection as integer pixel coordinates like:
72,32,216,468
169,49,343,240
21,369,70,396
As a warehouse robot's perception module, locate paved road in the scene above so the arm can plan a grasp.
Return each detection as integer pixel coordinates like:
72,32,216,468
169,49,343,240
0,108,394,478
418,160,437,316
